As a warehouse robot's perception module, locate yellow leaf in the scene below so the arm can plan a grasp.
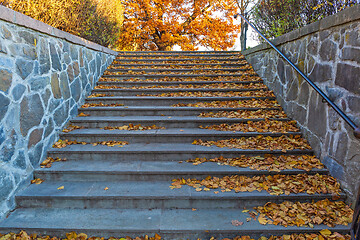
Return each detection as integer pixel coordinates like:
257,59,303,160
320,229,332,236
104,187,109,190
57,186,64,190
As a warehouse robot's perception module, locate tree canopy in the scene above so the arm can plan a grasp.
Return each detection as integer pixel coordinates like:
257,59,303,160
119,0,240,51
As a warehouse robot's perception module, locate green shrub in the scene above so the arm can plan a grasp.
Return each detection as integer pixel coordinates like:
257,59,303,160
0,0,123,48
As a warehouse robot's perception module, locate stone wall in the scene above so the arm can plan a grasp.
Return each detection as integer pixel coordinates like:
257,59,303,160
0,6,116,217
242,5,360,202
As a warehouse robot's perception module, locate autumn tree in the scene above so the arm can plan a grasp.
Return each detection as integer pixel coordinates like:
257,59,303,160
118,0,240,51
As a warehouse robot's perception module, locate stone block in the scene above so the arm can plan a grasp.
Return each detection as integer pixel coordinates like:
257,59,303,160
41,88,51,108
334,132,349,161
49,43,61,71
0,126,5,146
20,94,44,136
39,38,50,75
335,63,360,94
70,78,81,102
70,45,78,60
53,102,69,127
29,142,43,167
291,103,307,126
298,82,310,106
0,93,10,122
322,156,345,181
1,25,12,40
12,84,26,101
15,58,33,80
12,150,26,170
325,87,344,102
347,96,360,112
319,39,336,62
308,63,332,83
0,170,14,201
307,91,327,136
28,128,43,149
286,78,299,101
0,68,12,93
44,117,54,138
22,45,37,60
345,30,360,47
0,42,7,54
277,58,286,84
67,64,74,82
64,52,71,65
51,73,61,99
59,72,70,99
29,76,50,91
341,47,360,63
72,62,80,77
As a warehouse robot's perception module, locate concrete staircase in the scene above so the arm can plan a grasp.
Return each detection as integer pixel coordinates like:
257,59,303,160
0,51,351,239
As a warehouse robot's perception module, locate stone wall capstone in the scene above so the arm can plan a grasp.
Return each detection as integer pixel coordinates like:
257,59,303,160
242,5,360,202
0,6,116,218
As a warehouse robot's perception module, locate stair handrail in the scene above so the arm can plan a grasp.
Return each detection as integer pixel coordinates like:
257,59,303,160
234,13,360,139
352,186,360,239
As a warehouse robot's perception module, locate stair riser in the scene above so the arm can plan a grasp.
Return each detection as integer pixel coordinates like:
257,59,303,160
0,229,351,240
111,64,246,68
96,80,263,87
59,132,301,144
70,119,290,129
83,97,275,106
114,58,245,63
102,74,254,79
47,151,314,162
78,108,281,116
34,170,328,182
106,69,248,74
116,54,242,58
90,89,268,96
16,195,338,210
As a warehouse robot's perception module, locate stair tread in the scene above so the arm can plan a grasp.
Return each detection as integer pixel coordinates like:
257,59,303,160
35,160,327,175
18,180,342,200
48,143,313,154
71,116,289,122
0,208,350,233
60,128,300,136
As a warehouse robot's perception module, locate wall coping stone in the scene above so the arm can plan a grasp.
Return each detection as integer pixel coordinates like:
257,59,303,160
242,4,360,55
0,5,118,56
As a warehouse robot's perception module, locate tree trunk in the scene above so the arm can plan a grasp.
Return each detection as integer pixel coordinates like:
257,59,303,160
240,18,248,51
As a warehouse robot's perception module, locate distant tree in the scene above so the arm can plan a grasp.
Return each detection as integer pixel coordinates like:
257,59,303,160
118,0,239,51
252,0,358,39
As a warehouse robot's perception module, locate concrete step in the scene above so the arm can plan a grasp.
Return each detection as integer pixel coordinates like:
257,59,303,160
91,88,269,97
96,80,263,87
59,128,301,143
70,116,290,128
111,63,246,68
106,68,249,73
35,159,329,182
61,127,300,141
117,50,240,54
16,180,342,210
102,73,253,80
78,106,282,116
47,143,314,162
0,208,351,239
116,54,242,58
114,58,245,63
84,96,275,106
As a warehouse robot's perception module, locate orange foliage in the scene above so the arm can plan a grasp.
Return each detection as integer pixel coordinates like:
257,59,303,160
119,0,239,51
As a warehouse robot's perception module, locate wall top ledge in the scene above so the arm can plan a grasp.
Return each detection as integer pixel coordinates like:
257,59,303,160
0,5,118,55
242,4,360,55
